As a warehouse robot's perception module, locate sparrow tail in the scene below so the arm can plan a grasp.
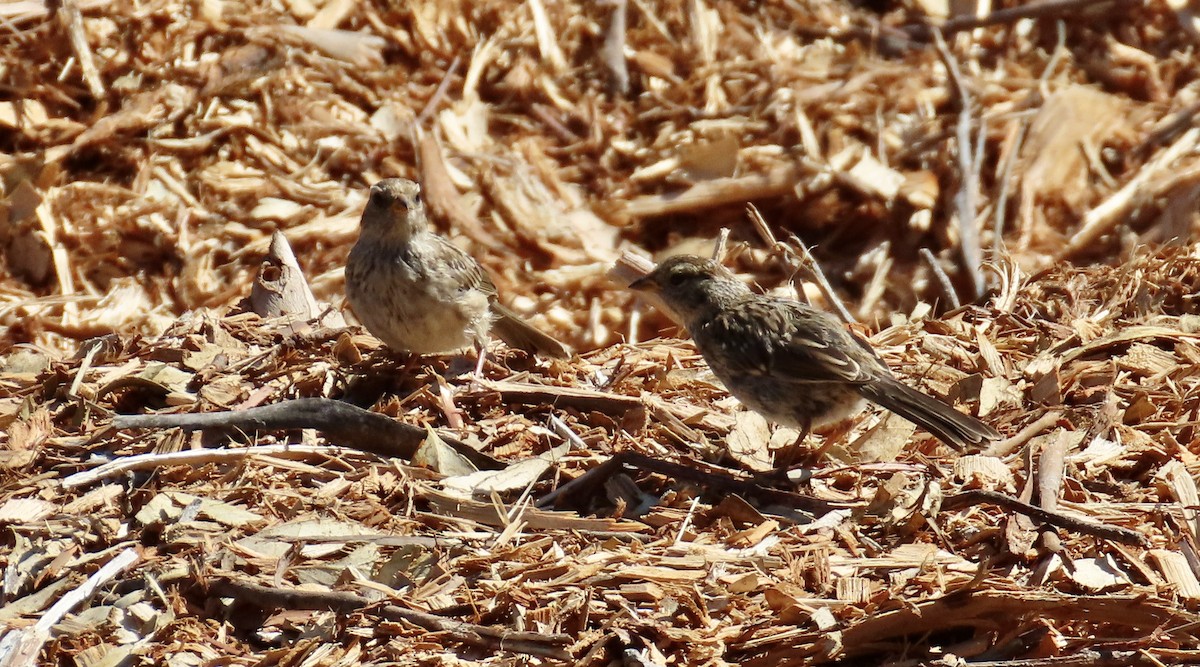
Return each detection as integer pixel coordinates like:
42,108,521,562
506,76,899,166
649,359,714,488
490,302,572,359
860,377,999,450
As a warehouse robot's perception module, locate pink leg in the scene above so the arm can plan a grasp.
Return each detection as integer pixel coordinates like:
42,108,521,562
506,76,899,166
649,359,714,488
472,341,488,381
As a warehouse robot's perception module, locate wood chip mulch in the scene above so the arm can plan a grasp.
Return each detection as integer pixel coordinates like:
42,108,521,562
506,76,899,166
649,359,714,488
3,248,1200,665
6,0,1200,664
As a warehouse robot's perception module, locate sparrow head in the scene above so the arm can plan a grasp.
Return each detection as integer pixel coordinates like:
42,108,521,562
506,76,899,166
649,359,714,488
629,254,750,322
360,178,426,239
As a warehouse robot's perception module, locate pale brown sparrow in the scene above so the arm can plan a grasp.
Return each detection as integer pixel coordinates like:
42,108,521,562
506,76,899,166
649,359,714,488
345,178,569,358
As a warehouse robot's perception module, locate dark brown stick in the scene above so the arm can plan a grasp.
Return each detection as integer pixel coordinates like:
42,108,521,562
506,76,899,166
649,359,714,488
945,489,1149,546
907,0,1140,38
538,451,844,516
210,578,573,660
112,398,503,470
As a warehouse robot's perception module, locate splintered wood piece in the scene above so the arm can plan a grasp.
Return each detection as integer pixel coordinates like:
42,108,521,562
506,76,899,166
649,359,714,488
249,231,344,327
476,379,644,414
615,164,805,220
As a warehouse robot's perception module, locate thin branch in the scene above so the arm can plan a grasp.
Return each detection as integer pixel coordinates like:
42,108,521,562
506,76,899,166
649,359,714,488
0,547,138,667
1059,128,1200,259
995,21,1065,253
944,489,1149,546
210,578,573,660
617,163,808,219
748,204,812,305
787,234,856,324
473,379,644,415
1135,98,1200,162
538,451,844,516
907,0,1140,38
416,54,461,124
985,410,1062,458
919,247,961,310
747,205,841,313
932,28,986,301
1037,20,1069,99
745,203,777,247
993,120,1029,254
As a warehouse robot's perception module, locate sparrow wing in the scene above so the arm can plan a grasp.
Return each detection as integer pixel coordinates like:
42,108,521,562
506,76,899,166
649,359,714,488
432,237,570,358
701,298,875,385
422,235,497,299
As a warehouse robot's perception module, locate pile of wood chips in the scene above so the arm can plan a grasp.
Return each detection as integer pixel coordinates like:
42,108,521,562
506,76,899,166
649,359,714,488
5,0,1200,664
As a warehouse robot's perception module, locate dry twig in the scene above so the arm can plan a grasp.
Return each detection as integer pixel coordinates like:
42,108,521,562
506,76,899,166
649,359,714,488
944,489,1149,546
210,578,573,660
932,29,986,301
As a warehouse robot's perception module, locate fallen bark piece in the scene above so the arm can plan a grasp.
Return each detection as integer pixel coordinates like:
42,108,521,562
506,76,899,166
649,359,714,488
110,398,502,470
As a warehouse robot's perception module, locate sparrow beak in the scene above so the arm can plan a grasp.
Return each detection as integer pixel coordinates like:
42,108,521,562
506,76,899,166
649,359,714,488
628,274,657,292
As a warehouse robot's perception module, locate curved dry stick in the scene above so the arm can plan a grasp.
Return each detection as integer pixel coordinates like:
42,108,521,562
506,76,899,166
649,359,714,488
907,0,1139,38
538,451,843,516
932,29,985,302
210,578,573,660
112,398,502,470
945,489,1149,546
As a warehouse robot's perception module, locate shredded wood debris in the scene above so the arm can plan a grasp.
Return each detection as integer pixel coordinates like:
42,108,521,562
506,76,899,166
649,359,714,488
5,0,1200,664
4,248,1200,664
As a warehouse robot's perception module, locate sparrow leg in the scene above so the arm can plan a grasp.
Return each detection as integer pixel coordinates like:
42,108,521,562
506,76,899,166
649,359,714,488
754,419,812,485
808,420,854,463
472,342,488,380
441,339,489,382
433,373,465,430
774,419,811,471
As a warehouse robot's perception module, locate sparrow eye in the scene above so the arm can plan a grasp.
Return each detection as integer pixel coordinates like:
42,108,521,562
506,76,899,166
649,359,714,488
413,193,422,206
668,271,688,287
